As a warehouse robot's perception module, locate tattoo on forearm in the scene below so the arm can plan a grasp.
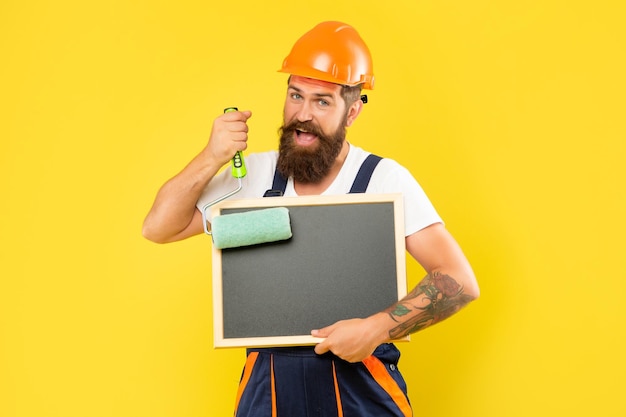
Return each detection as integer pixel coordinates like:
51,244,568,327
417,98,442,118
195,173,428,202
386,272,473,339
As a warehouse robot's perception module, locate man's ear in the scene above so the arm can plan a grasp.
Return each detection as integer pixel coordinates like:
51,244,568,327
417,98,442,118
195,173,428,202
345,99,364,127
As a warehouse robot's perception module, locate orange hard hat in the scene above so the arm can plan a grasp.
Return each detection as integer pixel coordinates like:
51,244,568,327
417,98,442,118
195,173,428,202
278,21,375,90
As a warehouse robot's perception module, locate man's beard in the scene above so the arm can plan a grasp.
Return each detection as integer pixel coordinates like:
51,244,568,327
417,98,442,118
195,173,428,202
276,119,346,184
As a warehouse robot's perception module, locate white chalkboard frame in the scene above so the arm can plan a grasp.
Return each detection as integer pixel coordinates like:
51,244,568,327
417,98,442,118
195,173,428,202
210,193,407,348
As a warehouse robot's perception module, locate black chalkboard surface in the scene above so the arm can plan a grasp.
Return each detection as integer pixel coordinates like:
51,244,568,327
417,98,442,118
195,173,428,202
210,194,407,348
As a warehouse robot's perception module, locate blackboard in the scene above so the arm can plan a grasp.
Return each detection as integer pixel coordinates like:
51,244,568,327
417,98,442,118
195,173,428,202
210,193,407,348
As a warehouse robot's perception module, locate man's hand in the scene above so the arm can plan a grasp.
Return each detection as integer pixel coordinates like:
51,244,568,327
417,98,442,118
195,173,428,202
205,109,252,166
312,313,390,363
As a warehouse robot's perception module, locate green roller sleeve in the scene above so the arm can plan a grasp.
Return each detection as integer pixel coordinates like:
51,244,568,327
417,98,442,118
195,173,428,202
211,207,292,249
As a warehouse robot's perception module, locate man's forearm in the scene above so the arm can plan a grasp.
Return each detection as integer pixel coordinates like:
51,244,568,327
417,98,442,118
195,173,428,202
142,150,221,243
385,271,476,339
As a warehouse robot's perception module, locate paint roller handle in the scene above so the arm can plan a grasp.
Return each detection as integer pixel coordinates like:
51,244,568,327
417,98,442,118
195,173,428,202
224,107,247,179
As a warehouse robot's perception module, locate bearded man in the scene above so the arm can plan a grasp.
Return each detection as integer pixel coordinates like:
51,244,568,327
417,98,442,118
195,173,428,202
143,21,479,417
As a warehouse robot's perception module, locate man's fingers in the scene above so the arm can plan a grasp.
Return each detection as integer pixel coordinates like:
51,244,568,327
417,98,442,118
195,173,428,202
314,338,329,355
311,327,332,355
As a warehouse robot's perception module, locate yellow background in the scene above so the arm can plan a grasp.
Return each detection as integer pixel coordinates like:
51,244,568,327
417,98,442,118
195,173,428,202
1,1,624,416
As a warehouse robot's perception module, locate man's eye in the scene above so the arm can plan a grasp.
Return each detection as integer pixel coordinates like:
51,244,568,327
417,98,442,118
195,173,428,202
291,93,302,100
318,100,329,106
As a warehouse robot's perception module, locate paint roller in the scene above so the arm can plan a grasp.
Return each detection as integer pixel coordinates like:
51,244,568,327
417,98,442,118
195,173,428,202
201,107,292,250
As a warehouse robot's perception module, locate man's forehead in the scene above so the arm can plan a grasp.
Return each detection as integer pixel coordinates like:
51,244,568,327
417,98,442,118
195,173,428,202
288,76,342,94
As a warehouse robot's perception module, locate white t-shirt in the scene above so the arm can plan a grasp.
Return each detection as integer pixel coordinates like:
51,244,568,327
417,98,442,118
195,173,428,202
196,144,442,236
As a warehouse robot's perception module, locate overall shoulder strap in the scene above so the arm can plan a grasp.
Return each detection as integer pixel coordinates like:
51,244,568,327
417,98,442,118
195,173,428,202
263,168,288,197
349,153,382,194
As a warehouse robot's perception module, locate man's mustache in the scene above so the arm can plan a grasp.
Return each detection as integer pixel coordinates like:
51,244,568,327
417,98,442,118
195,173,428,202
282,120,325,138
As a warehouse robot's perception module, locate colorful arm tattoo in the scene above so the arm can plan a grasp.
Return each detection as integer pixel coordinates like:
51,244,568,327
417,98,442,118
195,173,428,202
386,271,474,339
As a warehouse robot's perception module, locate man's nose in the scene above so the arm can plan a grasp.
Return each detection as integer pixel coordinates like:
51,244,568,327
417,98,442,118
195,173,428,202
295,101,313,122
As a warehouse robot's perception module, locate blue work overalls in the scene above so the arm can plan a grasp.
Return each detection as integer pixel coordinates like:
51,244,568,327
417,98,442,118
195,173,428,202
234,154,412,417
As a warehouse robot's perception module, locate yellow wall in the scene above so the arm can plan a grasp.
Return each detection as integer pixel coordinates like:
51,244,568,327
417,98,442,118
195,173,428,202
2,1,624,416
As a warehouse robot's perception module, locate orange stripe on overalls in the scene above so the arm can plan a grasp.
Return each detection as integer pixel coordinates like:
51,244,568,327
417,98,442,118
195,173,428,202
270,354,277,417
362,355,413,417
332,361,344,417
233,351,259,414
